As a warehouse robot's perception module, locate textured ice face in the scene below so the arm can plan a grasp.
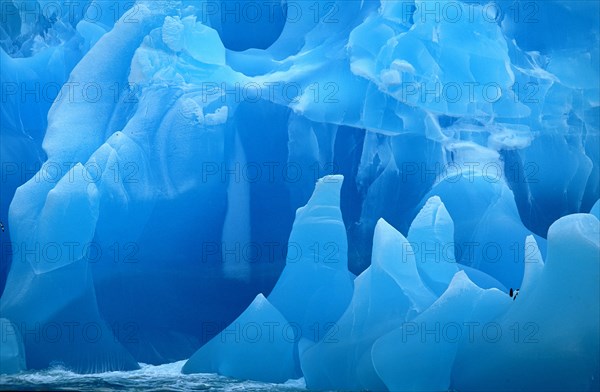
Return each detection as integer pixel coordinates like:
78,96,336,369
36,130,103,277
300,217,436,390
453,213,600,391
181,293,296,382
0,0,598,388
0,318,26,374
372,271,510,392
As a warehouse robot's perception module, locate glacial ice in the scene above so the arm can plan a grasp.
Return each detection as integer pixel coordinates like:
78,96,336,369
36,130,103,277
267,175,353,352
268,175,354,376
0,0,599,390
183,175,353,381
591,199,600,219
372,271,510,392
452,213,600,391
181,294,296,383
0,318,26,374
300,217,435,391
407,195,459,296
423,169,547,290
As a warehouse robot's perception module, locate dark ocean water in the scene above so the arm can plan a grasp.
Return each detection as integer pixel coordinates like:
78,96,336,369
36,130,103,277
0,361,307,391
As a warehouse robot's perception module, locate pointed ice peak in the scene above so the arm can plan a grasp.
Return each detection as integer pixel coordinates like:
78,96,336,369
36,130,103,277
409,195,453,235
372,218,408,270
371,218,436,312
250,293,269,311
305,175,344,208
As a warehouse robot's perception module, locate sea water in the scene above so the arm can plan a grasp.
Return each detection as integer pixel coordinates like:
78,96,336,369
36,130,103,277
0,361,307,392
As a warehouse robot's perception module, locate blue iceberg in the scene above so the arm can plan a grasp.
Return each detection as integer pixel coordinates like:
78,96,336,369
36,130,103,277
0,0,598,390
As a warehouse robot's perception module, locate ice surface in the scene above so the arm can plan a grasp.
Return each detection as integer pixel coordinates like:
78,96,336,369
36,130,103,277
591,199,600,219
181,294,296,383
0,254,139,372
0,0,598,388
184,175,353,380
408,196,458,296
372,271,510,392
0,318,26,374
453,213,600,391
268,175,353,349
423,169,546,290
300,218,435,390
519,235,545,294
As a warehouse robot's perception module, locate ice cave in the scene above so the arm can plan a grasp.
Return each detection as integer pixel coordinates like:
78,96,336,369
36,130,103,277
0,0,599,391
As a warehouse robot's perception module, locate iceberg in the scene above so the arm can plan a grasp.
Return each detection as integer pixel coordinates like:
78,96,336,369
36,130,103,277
267,175,354,352
181,294,296,383
372,271,510,392
407,195,458,296
300,218,435,391
422,165,547,290
0,0,598,390
183,175,353,380
591,199,600,220
0,318,26,374
453,213,600,391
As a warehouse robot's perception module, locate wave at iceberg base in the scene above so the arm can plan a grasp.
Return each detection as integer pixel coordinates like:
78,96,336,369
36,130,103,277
0,0,599,390
0,361,307,392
